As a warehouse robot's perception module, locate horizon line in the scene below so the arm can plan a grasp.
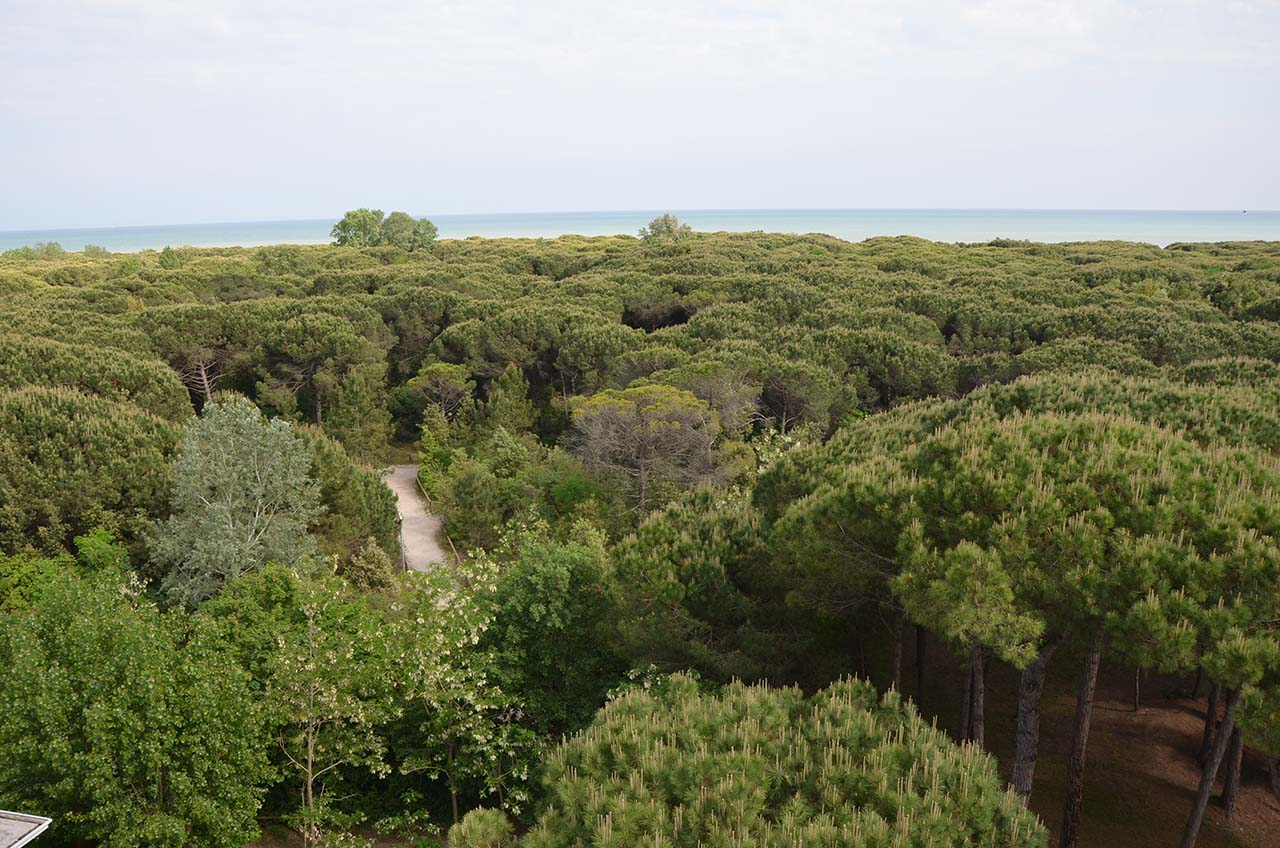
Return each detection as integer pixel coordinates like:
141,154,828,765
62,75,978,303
3,206,1276,236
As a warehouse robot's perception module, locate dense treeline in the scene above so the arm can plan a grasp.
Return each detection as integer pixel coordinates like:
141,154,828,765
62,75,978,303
2,222,1279,846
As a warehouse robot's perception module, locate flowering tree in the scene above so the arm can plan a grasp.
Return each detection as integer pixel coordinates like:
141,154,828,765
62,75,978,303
392,562,538,823
266,573,398,847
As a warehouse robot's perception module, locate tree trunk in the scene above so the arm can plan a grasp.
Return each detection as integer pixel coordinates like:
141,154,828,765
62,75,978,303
1191,667,1203,699
197,360,216,402
1010,636,1063,798
1134,667,1141,713
890,608,905,691
1181,688,1242,848
959,659,973,742
1268,755,1280,802
303,725,316,848
915,624,926,710
970,645,986,748
1221,727,1244,816
1199,684,1221,766
1059,625,1104,848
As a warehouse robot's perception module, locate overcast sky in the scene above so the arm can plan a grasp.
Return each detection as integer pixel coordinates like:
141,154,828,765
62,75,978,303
3,0,1278,229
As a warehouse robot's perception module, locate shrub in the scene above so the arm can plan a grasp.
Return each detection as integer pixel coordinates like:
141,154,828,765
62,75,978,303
448,808,514,848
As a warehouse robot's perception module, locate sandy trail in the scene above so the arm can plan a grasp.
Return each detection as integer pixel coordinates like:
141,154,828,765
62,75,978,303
384,464,448,570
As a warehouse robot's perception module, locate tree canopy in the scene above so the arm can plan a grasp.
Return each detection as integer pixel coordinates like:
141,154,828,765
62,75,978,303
524,674,1045,848
4,231,1280,847
331,208,438,250
0,568,270,847
151,395,320,605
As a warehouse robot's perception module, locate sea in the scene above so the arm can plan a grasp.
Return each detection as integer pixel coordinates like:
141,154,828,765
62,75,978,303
1,209,1277,253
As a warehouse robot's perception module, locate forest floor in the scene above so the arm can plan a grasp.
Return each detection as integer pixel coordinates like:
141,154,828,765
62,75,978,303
383,464,448,570
906,631,1280,848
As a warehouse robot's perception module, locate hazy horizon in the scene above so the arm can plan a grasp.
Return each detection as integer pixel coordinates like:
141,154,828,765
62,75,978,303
3,208,1276,253
4,1,1278,231
4,205,1280,237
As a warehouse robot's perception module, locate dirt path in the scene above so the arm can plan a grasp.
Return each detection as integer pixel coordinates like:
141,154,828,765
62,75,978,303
384,464,448,571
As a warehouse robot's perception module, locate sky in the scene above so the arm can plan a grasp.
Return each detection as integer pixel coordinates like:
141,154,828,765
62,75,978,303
2,0,1278,229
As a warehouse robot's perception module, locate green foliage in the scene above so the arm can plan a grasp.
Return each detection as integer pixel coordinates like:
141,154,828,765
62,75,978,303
757,368,1280,521
331,208,387,247
71,527,131,571
525,674,1046,847
0,530,128,611
266,572,399,846
0,569,271,847
449,807,515,848
2,240,64,260
256,244,322,276
340,536,398,590
441,459,503,550
407,361,477,422
612,489,799,682
253,309,390,452
1179,356,1280,389
484,540,624,734
0,331,192,420
638,213,693,244
892,412,1258,667
151,395,321,605
299,424,401,564
323,357,394,463
9,231,1280,844
392,562,538,821
773,402,1280,674
0,551,67,612
0,386,179,553
202,566,410,844
485,364,538,432
331,208,438,250
428,417,621,552
158,244,183,269
382,210,439,251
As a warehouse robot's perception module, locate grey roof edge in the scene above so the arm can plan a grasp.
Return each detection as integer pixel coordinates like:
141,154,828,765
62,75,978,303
0,811,52,848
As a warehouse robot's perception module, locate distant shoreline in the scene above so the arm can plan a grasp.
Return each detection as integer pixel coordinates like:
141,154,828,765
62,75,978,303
3,208,1277,252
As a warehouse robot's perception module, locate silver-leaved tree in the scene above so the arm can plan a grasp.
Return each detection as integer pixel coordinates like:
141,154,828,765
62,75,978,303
151,394,320,606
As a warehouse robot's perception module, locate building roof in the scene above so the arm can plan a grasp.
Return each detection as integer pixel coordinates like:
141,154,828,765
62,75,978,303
0,811,51,848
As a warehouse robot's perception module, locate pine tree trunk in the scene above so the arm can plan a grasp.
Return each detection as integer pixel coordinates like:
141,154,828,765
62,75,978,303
890,608,905,691
959,658,973,742
915,624,926,709
1010,636,1063,798
196,360,215,402
1134,667,1141,713
1268,755,1280,802
1059,625,1104,848
1181,688,1242,848
1221,727,1244,816
1191,667,1203,699
1199,684,1221,766
970,645,986,748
